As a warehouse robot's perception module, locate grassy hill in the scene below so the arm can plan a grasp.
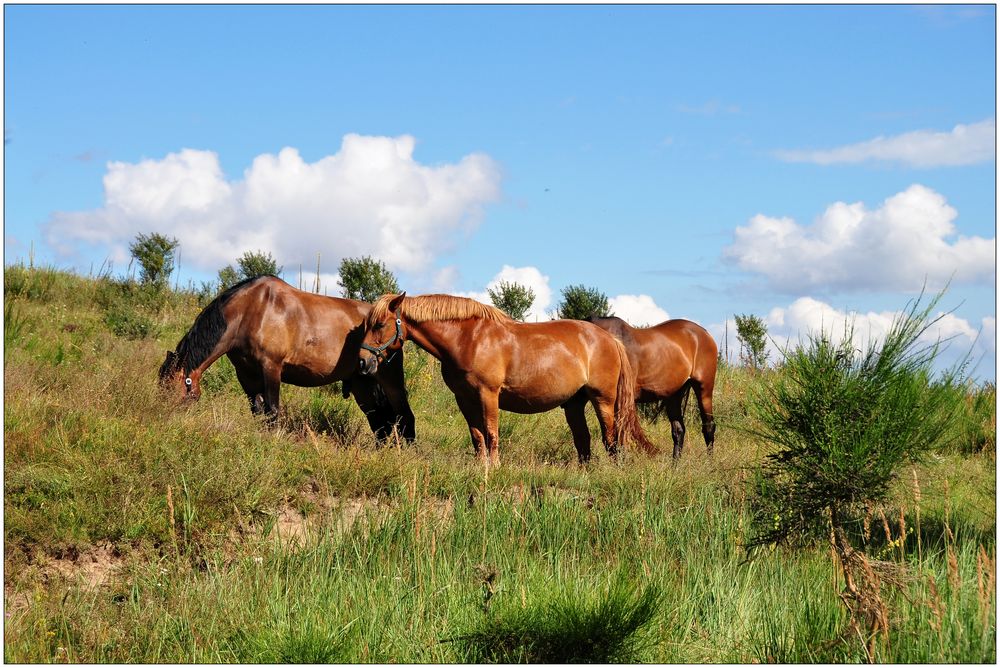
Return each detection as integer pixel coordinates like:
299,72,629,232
4,265,995,662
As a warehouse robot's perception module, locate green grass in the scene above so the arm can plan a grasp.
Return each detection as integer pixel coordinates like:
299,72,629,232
3,266,995,663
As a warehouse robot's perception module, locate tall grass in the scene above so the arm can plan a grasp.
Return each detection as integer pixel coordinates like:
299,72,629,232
3,265,995,663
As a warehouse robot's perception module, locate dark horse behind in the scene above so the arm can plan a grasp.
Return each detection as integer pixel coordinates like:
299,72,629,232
586,315,717,459
159,275,415,441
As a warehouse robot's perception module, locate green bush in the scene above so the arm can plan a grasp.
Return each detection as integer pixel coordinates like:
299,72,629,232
488,281,536,321
129,233,179,290
555,284,611,320
338,256,399,302
103,304,159,340
746,291,967,549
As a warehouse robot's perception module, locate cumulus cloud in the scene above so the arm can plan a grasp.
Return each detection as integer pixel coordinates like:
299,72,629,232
712,296,994,377
608,294,670,326
44,134,502,276
723,184,995,294
774,118,995,167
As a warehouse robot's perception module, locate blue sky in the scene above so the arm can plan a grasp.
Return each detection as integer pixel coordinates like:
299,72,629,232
5,4,996,378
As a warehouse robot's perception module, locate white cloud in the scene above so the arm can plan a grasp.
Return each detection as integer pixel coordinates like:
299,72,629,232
723,184,995,293
712,296,994,377
774,118,995,167
45,134,502,276
607,294,670,326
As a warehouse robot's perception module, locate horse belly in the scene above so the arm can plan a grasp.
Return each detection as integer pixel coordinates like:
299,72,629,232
498,389,568,414
281,363,339,387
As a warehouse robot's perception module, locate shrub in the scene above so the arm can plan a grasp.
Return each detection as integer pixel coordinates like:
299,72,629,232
487,281,536,321
216,250,283,294
735,314,769,370
555,284,611,320
746,291,967,549
129,233,179,290
338,256,399,302
217,265,241,293
103,303,159,340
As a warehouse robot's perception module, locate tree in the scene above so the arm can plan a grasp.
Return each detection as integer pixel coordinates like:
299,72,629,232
128,233,179,289
338,255,400,302
556,284,612,320
217,265,241,292
236,250,281,280
735,313,768,370
487,280,536,321
217,250,282,292
745,290,966,659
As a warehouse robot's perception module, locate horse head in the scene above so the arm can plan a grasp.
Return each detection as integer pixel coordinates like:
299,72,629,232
158,350,201,401
358,292,406,376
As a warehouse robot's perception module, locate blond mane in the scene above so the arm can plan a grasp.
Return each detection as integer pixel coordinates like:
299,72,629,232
368,294,511,327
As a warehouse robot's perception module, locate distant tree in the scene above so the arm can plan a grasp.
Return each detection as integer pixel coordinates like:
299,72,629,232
735,314,769,370
339,255,400,302
488,280,536,321
556,284,612,320
236,250,282,280
128,233,179,289
217,265,241,293
217,250,282,293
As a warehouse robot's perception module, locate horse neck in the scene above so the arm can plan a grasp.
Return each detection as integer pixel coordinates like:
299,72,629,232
402,318,470,362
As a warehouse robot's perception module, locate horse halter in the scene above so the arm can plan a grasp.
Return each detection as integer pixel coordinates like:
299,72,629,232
360,313,404,365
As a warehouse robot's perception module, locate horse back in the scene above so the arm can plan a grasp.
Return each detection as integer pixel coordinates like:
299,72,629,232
224,277,371,382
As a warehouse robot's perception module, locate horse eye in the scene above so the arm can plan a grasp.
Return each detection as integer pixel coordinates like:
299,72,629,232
373,323,384,331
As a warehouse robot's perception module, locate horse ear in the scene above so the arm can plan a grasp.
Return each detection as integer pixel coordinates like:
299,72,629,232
388,292,406,314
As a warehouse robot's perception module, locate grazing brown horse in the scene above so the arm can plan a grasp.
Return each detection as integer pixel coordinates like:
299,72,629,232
585,316,717,459
159,275,415,441
357,293,655,466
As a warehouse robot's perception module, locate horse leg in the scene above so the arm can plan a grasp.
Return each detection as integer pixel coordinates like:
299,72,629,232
350,374,395,442
481,392,501,468
261,361,282,427
562,394,592,464
665,391,687,460
229,355,265,415
588,394,619,460
375,356,417,442
692,379,716,455
454,394,488,463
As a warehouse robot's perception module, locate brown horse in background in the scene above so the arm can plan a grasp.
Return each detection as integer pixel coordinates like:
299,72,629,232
586,316,717,459
159,275,415,441
358,293,655,466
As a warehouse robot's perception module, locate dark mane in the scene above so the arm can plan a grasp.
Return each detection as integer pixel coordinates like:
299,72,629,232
161,275,277,378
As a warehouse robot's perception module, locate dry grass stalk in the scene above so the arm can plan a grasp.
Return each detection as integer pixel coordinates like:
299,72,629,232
897,507,907,561
926,576,943,633
166,484,177,551
976,546,995,627
947,546,961,592
863,502,873,544
832,524,890,662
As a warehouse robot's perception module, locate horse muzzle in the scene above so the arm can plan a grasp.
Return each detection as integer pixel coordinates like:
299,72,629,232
358,354,379,376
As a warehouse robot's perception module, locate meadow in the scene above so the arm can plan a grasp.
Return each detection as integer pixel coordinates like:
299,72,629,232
3,265,996,663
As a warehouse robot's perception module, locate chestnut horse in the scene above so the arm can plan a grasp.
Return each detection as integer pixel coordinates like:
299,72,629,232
586,316,717,459
159,275,415,441
358,293,655,466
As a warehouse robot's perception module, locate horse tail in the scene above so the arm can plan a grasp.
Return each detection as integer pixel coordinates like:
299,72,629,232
612,339,657,455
